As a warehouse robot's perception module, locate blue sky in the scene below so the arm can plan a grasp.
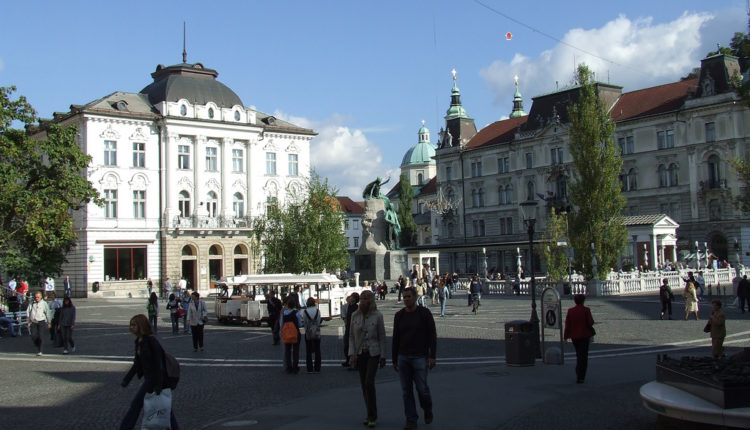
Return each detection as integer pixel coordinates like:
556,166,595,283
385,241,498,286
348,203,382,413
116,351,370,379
1,0,747,197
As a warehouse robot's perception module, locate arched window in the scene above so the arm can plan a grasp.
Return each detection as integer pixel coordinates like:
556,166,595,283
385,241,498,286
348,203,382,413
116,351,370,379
628,168,637,191
471,189,478,207
526,181,535,201
556,176,567,199
668,163,678,187
234,244,248,254
478,188,484,207
505,184,513,205
178,191,191,217
209,245,222,255
181,245,195,256
233,192,244,217
658,165,668,187
498,186,506,205
417,173,424,185
708,155,721,188
206,191,218,217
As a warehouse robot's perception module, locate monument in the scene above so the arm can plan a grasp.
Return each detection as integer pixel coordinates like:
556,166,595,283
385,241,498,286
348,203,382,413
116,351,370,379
355,176,409,282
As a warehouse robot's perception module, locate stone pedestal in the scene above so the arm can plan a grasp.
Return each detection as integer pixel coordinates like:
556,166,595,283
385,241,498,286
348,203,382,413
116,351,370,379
355,199,408,281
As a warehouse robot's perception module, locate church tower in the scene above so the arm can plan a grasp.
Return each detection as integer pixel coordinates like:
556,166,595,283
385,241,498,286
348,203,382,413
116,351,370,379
437,69,477,149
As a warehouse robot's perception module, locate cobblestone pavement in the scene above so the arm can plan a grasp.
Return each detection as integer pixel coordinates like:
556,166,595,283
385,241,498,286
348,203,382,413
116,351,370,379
1,292,748,429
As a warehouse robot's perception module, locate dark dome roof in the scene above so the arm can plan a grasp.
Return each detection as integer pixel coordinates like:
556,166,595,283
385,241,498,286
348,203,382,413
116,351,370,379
139,62,243,109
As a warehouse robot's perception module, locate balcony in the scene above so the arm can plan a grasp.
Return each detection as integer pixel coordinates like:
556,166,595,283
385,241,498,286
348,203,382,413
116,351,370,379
171,215,255,232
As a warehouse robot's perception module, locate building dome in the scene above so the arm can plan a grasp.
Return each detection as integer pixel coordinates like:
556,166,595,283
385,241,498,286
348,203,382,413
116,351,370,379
401,122,435,167
140,62,243,108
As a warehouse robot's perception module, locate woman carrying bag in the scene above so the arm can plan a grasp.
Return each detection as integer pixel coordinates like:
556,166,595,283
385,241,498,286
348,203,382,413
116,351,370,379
119,314,179,430
186,292,208,352
564,294,596,384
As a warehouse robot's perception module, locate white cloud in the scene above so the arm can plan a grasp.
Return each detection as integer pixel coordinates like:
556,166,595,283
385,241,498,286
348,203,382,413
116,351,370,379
480,10,744,112
273,110,396,198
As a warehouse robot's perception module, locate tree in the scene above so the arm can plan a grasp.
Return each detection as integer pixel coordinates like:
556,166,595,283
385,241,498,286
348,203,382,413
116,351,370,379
567,65,628,280
0,86,101,285
539,208,569,282
252,172,349,274
396,173,417,247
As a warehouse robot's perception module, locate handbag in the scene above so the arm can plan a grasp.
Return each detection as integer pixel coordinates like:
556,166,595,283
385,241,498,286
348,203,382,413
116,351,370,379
703,321,712,333
142,388,172,429
176,308,186,318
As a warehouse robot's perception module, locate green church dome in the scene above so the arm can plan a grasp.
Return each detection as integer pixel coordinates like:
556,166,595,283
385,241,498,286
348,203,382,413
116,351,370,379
401,122,435,167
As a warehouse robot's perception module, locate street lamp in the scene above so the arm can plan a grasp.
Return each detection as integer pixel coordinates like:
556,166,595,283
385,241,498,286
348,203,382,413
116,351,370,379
520,199,540,358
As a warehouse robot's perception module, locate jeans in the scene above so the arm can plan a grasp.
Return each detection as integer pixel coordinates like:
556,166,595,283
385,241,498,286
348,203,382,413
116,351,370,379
191,324,204,349
61,325,75,350
284,334,300,372
149,315,157,334
572,338,591,381
170,313,179,333
397,354,433,422
417,295,425,307
119,381,179,430
357,352,381,421
30,321,47,353
270,316,280,344
439,298,446,316
305,338,321,372
182,312,190,333
0,317,16,336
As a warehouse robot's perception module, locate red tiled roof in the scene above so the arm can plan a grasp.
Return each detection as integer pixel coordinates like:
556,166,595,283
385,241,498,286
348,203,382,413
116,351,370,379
611,78,698,122
418,176,437,196
336,196,364,214
465,116,527,149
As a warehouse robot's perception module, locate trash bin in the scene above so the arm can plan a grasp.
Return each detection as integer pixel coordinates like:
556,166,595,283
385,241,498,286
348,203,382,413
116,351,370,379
505,320,535,366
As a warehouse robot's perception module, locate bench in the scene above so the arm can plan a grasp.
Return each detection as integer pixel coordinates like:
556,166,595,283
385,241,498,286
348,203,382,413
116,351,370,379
0,310,31,336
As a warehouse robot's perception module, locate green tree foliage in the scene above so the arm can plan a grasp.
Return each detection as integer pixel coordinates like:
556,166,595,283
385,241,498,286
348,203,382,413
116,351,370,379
539,209,569,282
0,86,101,284
252,172,349,274
396,173,417,247
567,66,627,280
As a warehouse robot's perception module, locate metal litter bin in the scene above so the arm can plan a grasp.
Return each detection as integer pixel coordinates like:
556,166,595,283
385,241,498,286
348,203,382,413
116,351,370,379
505,320,535,366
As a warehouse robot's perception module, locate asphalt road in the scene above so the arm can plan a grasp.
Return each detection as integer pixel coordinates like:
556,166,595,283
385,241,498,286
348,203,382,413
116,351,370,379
1,292,748,429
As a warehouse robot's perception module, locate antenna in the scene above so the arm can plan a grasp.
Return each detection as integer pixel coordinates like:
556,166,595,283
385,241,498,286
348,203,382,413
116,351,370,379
182,22,187,63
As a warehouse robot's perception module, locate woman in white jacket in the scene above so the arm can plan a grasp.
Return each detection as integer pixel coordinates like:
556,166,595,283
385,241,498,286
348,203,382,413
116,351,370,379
186,291,208,351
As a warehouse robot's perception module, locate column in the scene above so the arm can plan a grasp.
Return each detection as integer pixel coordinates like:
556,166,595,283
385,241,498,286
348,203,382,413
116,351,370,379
650,234,658,270
194,136,205,216
632,235,639,268
165,133,178,221
246,139,254,217
222,137,233,218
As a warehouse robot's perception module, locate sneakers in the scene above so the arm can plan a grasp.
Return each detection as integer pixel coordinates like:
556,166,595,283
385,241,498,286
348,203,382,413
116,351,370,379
63,350,69,354
36,351,42,356
424,411,433,424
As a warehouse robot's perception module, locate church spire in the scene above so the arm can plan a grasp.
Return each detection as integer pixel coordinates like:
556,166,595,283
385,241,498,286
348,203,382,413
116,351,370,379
182,22,187,63
445,68,468,119
509,75,527,118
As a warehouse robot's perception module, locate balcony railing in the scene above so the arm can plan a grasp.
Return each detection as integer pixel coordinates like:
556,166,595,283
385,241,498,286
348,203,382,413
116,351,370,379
171,215,256,230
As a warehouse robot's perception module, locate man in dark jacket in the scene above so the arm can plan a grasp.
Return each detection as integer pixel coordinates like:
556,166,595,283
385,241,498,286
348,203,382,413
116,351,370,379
392,287,437,429
266,292,282,345
738,275,750,313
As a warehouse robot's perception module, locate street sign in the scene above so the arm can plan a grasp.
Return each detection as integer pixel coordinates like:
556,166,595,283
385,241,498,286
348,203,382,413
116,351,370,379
541,287,561,329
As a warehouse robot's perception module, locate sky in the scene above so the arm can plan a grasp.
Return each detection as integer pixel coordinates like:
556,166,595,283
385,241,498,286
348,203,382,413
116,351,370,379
1,0,747,197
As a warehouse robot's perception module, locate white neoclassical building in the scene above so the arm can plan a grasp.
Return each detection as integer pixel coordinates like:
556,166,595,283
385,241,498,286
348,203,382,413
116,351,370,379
42,60,314,296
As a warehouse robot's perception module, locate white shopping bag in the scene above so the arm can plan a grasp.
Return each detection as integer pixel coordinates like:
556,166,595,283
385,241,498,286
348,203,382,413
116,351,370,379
142,388,172,429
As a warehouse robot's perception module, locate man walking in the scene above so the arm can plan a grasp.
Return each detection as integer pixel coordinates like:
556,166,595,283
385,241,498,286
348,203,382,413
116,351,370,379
392,287,436,429
738,275,750,313
163,277,172,299
28,291,51,356
266,291,282,345
63,275,72,298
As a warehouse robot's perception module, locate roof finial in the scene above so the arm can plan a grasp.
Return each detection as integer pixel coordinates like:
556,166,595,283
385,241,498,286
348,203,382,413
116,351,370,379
182,22,187,63
451,68,457,83
514,75,519,87
421,119,425,127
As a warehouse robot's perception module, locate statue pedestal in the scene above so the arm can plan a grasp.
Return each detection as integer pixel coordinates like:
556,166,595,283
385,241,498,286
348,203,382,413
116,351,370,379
355,198,408,281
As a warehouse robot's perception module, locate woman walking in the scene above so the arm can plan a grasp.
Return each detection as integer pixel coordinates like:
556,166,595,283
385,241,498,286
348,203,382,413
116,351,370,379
146,293,159,334
166,293,180,334
186,292,208,351
683,281,700,320
709,299,726,358
281,294,302,373
659,278,674,320
348,290,386,428
119,314,179,430
58,297,76,354
564,294,596,384
303,297,322,373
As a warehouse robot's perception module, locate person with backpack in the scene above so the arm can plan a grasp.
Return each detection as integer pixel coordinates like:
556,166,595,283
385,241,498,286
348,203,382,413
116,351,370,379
281,294,303,374
146,292,159,334
303,297,322,373
349,290,386,428
120,314,179,430
659,278,674,320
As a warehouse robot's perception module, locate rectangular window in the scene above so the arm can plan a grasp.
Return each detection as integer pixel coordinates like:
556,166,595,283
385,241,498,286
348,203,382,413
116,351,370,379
132,142,145,168
353,237,359,247
657,130,673,149
104,189,117,218
499,217,513,235
706,122,715,142
344,219,350,230
178,145,191,169
498,157,509,173
619,136,634,154
205,147,217,171
288,154,299,176
446,166,452,180
666,130,674,148
551,148,563,165
104,247,147,281
266,152,277,175
525,152,533,169
104,140,117,166
133,190,145,219
470,160,482,177
232,149,244,172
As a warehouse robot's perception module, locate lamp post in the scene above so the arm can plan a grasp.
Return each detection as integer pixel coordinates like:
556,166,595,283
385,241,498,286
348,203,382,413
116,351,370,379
520,199,541,358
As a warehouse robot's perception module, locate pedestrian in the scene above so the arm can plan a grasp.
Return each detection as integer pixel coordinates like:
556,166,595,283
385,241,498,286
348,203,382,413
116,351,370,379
166,293,180,334
684,281,700,320
47,291,62,345
186,291,208,352
469,275,482,310
392,287,436,429
379,281,388,301
266,291,282,345
696,271,706,299
146,278,153,296
349,290,386,428
396,275,405,303
281,293,302,373
181,290,192,334
659,278,674,320
0,309,18,337
415,278,426,307
564,294,596,384
708,299,726,358
438,279,449,317
58,297,76,354
119,314,179,430
16,279,28,306
147,292,159,334
27,291,51,356
342,292,360,368
63,275,72,298
178,278,187,295
163,277,172,299
738,275,749,313
303,297,322,373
